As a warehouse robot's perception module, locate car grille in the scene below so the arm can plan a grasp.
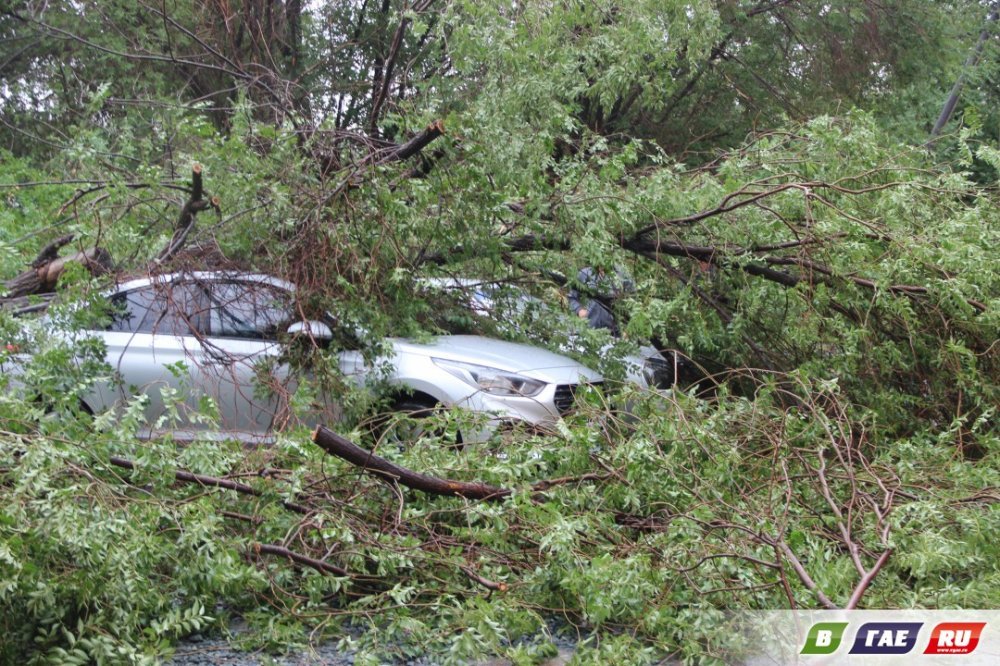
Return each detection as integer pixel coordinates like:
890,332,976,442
553,382,603,415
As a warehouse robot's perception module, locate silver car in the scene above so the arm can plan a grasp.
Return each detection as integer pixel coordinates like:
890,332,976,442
3,272,602,443
421,277,678,389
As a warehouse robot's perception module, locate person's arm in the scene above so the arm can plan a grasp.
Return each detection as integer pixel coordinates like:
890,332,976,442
568,268,592,317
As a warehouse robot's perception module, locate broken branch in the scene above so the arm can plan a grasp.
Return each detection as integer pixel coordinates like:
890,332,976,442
312,426,512,501
154,163,219,265
460,566,508,592
252,542,348,577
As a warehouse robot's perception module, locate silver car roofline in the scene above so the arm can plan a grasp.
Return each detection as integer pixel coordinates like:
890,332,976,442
112,272,296,295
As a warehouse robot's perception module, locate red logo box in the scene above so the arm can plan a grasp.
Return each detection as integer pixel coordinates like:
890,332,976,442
923,622,986,655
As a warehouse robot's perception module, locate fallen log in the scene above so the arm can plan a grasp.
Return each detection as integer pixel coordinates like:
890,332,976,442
312,425,512,501
2,234,113,299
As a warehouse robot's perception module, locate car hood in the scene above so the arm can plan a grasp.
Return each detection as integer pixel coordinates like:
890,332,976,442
390,335,602,384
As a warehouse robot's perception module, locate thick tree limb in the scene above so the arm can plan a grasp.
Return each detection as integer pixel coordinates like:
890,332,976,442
312,427,611,501
384,119,445,163
318,121,446,207
30,234,76,267
3,243,113,299
929,3,1000,141
154,163,219,265
312,426,512,501
369,0,435,135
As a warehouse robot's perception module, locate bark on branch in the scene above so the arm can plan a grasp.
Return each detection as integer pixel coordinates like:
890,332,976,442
929,4,1000,142
312,426,512,501
252,542,348,577
154,163,220,265
845,548,893,609
460,566,508,592
368,0,436,135
108,456,310,515
2,233,113,299
312,427,609,501
318,121,446,207
30,234,76,267
385,119,445,162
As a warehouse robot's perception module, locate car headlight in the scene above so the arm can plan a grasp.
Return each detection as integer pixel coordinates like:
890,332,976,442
432,358,546,397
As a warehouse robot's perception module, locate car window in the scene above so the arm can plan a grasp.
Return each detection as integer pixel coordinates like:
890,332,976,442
206,281,295,340
108,283,208,335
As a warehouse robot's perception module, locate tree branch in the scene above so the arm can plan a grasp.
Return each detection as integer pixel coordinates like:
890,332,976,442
460,566,508,592
252,542,348,577
845,549,893,609
312,426,512,501
929,3,1000,141
369,0,435,134
384,119,445,162
776,541,839,609
30,234,76,267
108,456,310,515
154,163,220,265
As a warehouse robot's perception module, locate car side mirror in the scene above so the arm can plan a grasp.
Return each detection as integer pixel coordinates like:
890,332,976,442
286,320,333,342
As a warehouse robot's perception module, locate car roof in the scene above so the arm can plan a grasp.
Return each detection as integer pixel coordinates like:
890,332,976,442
113,271,296,295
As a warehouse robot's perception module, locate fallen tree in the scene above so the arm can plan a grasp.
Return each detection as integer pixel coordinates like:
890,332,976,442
2,165,217,308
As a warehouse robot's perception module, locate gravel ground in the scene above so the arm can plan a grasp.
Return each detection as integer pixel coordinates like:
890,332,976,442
166,636,355,666
166,640,575,666
165,620,578,666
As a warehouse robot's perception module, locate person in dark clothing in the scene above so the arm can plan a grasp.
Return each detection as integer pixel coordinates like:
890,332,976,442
567,266,634,334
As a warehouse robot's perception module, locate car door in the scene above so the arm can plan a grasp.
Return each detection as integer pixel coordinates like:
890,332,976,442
92,279,209,434
194,279,297,435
